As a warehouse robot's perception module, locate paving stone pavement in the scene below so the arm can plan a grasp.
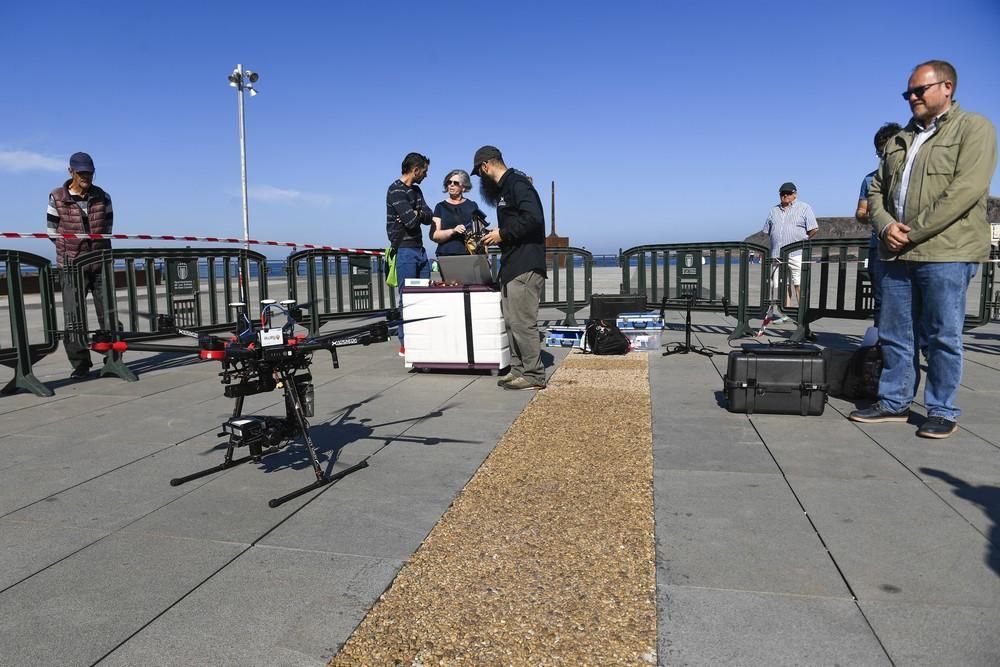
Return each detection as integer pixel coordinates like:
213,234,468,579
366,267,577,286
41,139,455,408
0,306,998,666
652,312,1000,666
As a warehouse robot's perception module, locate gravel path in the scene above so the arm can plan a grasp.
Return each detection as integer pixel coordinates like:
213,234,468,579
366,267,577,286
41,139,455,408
331,353,657,666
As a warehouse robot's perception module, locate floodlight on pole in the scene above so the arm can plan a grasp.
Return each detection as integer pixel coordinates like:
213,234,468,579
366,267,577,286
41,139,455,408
227,63,259,250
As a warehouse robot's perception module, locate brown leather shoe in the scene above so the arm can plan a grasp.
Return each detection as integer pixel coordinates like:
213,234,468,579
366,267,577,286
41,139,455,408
502,376,545,391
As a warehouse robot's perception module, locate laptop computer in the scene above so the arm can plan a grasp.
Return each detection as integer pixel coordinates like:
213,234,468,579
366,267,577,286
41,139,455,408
436,255,495,285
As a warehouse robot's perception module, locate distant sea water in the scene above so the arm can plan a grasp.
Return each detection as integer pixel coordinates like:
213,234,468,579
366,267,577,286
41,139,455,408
2,252,750,279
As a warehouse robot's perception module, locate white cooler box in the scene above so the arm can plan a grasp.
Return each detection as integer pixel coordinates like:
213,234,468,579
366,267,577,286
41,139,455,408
402,285,510,372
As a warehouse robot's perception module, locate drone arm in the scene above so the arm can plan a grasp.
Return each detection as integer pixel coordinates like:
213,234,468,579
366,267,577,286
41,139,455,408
90,340,204,355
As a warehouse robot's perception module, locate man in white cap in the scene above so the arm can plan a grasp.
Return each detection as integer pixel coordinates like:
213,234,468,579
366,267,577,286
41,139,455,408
760,181,818,323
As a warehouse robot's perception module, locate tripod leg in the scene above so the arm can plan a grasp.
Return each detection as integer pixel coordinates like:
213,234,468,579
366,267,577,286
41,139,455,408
684,296,693,352
664,294,694,355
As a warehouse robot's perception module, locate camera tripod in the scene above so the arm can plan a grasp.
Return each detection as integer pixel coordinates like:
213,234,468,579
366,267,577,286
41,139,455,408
660,293,723,357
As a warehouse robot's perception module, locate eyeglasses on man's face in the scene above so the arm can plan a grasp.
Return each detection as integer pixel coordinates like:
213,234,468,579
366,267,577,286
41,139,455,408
901,81,946,101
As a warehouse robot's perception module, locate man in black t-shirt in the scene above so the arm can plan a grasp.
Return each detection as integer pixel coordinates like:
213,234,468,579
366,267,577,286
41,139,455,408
473,145,547,390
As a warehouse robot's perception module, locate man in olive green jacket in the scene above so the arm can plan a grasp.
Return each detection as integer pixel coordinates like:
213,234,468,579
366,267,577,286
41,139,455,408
850,59,997,439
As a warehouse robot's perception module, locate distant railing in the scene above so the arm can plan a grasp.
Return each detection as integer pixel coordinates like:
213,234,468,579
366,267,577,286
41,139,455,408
3,237,995,396
0,250,59,396
620,242,768,338
483,246,592,325
541,247,592,326
68,247,269,380
785,238,997,341
286,249,393,335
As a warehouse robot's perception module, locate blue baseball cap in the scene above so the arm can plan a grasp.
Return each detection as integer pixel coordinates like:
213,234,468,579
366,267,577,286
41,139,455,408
69,152,95,172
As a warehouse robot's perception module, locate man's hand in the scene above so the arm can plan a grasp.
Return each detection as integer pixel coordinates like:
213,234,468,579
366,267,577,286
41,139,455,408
884,221,911,252
483,229,502,246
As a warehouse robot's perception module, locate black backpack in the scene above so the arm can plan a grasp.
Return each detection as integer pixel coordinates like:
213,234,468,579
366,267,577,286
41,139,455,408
844,345,882,400
583,320,631,355
824,345,882,400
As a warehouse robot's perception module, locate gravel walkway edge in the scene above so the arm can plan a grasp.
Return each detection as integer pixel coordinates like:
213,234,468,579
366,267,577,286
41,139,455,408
331,353,657,666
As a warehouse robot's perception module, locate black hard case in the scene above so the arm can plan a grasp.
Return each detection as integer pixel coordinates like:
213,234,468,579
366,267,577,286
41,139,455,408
724,344,827,415
589,294,647,321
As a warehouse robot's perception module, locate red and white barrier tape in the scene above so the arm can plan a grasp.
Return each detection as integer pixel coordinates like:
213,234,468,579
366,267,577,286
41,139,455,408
1,231,383,256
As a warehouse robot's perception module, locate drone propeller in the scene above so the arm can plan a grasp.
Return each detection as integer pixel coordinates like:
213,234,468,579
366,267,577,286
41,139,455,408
386,313,444,327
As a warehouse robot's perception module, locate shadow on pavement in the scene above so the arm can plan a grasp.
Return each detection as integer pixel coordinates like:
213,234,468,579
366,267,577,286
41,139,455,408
921,467,1000,577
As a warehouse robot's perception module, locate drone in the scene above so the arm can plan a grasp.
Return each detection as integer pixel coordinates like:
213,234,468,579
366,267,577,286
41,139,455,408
87,299,397,507
463,211,491,255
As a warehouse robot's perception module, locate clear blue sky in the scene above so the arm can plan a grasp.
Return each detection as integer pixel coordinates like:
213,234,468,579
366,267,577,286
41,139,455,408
3,0,999,258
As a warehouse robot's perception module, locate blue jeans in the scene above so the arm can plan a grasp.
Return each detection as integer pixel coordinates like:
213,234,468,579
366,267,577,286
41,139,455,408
867,236,884,326
878,261,976,420
395,246,429,345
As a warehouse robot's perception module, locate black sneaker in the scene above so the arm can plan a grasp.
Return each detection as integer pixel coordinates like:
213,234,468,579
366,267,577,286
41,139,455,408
849,403,910,423
917,416,958,439
69,366,92,380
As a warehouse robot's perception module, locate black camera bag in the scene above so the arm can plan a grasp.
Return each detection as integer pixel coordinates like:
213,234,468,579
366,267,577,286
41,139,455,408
583,320,631,355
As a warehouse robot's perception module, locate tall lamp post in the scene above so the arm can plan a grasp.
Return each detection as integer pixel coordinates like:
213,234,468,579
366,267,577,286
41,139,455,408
227,64,259,249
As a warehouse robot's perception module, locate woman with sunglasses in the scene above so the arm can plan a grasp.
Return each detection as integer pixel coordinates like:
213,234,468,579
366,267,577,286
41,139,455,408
431,169,487,256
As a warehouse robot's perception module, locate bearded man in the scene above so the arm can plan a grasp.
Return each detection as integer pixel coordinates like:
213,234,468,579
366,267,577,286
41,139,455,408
473,145,547,390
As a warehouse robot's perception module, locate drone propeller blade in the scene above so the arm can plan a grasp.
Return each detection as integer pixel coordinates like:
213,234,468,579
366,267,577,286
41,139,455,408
390,314,446,327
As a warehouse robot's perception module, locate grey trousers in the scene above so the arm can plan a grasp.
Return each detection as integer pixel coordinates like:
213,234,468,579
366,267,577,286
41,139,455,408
61,269,109,371
501,270,545,383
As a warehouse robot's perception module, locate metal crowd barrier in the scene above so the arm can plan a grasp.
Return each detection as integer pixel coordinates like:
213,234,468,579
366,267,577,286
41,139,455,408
541,246,592,326
286,249,393,335
480,246,591,326
783,238,998,342
5,237,993,396
620,242,768,339
0,250,59,396
68,247,270,381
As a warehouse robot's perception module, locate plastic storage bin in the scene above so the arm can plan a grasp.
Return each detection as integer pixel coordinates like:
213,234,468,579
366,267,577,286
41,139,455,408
623,328,664,351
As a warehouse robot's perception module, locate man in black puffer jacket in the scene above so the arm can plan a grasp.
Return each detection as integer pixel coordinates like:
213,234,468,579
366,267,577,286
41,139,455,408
47,152,114,380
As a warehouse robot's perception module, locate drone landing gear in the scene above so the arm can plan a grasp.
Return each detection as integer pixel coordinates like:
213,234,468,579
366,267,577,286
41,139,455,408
267,459,369,508
169,370,367,508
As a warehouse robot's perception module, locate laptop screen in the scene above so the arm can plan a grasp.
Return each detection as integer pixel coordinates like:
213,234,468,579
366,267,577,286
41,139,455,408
437,255,495,285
